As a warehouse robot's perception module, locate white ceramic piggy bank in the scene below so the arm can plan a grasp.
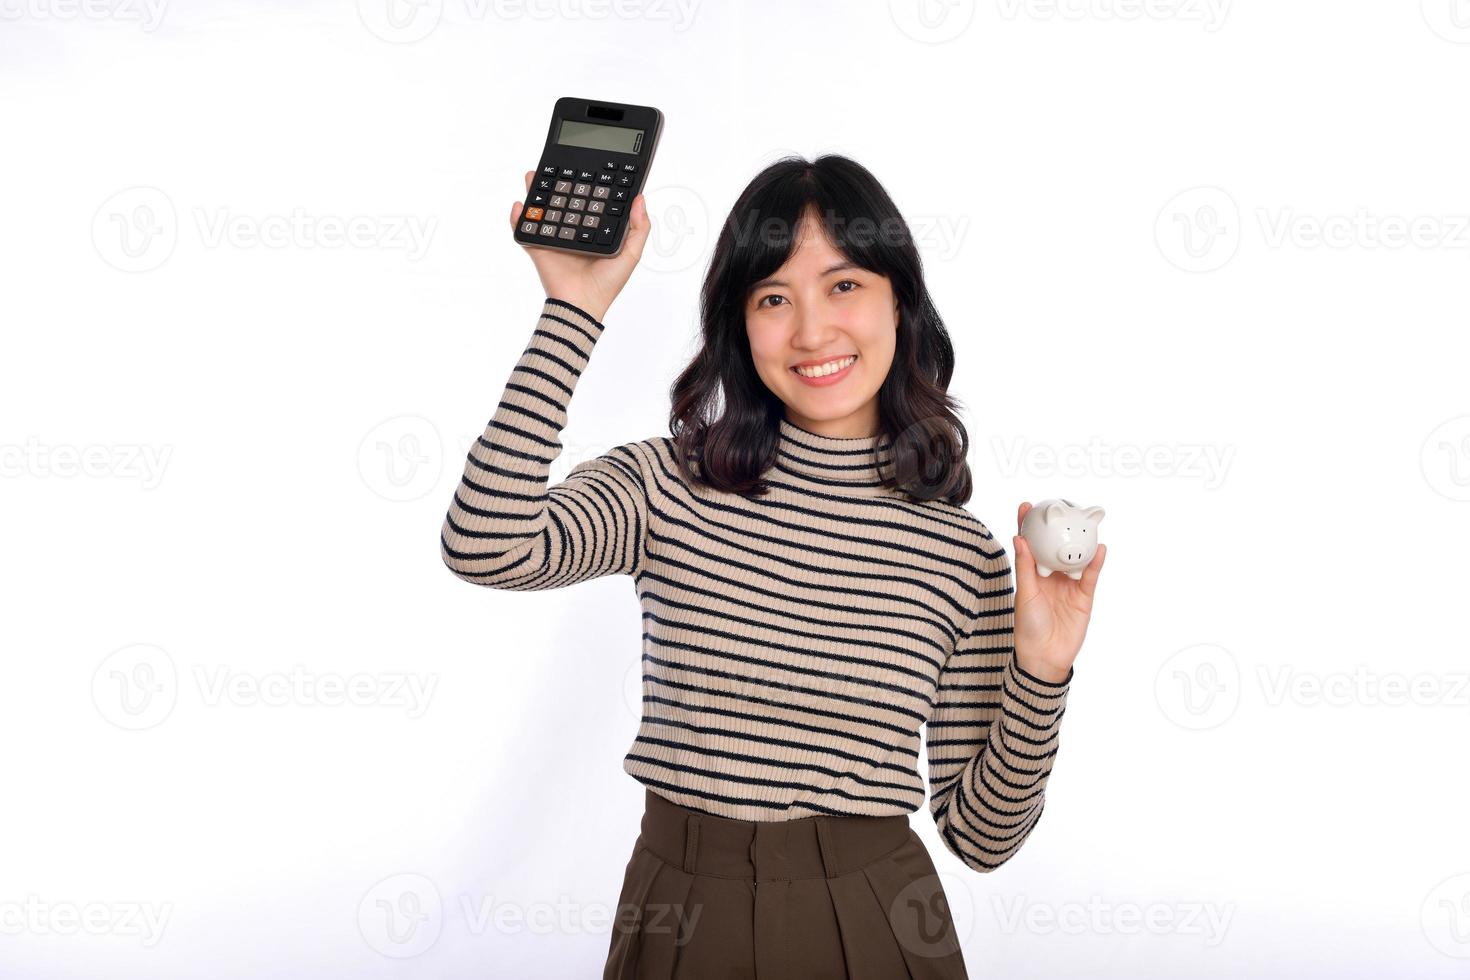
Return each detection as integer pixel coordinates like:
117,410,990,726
1019,498,1105,580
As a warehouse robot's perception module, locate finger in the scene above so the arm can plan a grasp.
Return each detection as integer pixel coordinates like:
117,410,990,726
510,198,523,228
524,170,534,192
1012,533,1037,601
1017,500,1031,534
1078,542,1106,598
619,193,651,263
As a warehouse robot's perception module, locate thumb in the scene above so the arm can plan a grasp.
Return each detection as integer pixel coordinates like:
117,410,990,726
1012,534,1038,599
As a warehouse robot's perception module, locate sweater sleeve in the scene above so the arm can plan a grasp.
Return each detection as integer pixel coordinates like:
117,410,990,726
439,297,651,591
925,533,1073,873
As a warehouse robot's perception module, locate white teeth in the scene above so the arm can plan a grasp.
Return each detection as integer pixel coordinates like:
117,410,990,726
794,355,856,378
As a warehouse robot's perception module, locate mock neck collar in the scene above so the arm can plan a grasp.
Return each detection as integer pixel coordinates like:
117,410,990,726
772,417,896,495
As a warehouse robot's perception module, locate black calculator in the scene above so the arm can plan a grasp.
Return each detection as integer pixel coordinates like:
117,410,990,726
513,97,663,258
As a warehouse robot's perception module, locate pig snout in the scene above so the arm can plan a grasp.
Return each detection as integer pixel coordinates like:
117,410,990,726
1052,542,1092,568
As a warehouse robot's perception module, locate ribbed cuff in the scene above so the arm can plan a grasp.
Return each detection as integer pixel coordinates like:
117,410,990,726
544,296,607,333
1002,657,1070,729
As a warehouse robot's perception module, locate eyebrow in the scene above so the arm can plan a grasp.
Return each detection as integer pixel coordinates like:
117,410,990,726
748,261,863,293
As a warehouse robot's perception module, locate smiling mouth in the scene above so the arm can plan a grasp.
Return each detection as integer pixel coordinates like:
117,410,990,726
791,354,858,379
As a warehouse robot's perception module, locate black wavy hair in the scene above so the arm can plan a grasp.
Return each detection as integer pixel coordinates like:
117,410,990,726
667,153,973,505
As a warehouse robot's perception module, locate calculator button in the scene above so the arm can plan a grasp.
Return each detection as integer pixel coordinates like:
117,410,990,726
578,229,595,242
563,212,581,225
558,226,577,240
549,195,566,208
603,159,618,170
572,182,592,196
524,206,544,220
567,197,586,211
519,220,538,234
591,186,610,200
554,180,573,194
621,163,637,173
606,203,624,217
544,209,562,222
535,177,554,191
597,171,615,184
538,223,557,236
597,221,619,244
541,164,557,176
577,169,595,181
558,167,575,178
529,191,549,206
616,174,633,187
581,214,600,228
611,189,629,202
587,200,605,214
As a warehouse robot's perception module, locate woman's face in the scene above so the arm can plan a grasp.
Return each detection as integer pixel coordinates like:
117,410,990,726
744,212,898,439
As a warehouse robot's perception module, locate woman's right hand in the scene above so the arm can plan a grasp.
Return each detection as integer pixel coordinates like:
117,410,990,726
510,170,651,323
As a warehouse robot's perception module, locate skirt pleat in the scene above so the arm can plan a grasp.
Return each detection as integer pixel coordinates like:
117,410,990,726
859,832,970,980
602,843,667,980
632,859,697,980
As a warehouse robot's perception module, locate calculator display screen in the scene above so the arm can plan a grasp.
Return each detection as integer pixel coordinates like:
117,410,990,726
556,119,643,154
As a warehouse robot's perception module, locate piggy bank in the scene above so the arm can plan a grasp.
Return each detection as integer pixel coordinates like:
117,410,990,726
1019,498,1105,580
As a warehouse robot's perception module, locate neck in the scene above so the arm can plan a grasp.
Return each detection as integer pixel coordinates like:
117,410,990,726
772,417,896,496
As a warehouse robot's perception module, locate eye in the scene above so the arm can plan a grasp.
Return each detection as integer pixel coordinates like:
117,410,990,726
834,279,860,293
756,293,785,309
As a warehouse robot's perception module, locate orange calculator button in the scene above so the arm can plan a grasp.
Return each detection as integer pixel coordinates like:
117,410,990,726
524,206,544,220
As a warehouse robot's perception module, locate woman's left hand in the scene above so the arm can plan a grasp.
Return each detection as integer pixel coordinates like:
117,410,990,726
1011,501,1107,685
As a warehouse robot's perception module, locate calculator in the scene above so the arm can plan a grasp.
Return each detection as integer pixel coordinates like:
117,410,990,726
513,97,663,257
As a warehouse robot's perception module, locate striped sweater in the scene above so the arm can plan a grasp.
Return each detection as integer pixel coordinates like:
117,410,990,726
440,297,1074,874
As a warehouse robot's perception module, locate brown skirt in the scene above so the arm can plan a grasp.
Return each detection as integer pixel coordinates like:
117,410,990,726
603,787,970,980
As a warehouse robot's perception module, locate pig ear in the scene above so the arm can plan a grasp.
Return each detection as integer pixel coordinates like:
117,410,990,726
1084,506,1106,523
1043,501,1067,524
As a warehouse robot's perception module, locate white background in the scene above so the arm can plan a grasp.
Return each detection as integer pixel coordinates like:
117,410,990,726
3,1,1469,977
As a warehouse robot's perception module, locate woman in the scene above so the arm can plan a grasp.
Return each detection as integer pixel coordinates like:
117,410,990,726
440,155,1106,980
